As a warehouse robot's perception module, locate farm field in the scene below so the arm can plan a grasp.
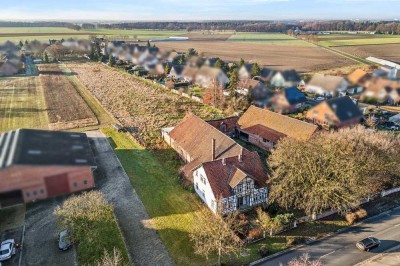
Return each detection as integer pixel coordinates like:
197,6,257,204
38,64,98,130
228,32,312,46
67,62,223,146
336,44,400,63
156,41,353,72
315,34,400,47
0,76,48,132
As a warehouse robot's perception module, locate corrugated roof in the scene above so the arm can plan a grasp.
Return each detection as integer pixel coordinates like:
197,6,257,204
237,106,318,141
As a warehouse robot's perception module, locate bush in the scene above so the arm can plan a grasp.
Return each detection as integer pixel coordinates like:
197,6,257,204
247,228,262,240
286,236,306,246
346,208,368,225
258,245,270,258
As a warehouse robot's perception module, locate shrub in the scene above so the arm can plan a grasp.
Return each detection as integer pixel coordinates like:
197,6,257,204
247,228,262,240
346,208,368,225
258,245,270,258
286,236,306,246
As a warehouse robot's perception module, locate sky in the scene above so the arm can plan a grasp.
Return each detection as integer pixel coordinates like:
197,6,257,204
0,0,399,21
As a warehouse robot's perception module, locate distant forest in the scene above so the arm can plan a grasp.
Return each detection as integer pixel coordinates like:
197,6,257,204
1,20,400,34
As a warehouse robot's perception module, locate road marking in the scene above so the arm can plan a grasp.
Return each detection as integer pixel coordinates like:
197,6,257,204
319,251,335,258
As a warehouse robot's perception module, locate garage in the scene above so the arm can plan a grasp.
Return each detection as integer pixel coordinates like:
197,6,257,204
0,190,24,207
45,174,70,197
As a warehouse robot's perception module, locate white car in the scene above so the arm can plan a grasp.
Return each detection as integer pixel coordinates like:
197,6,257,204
0,239,16,261
315,96,325,101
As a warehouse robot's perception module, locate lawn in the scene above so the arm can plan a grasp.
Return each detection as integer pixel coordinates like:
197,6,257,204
0,76,48,133
101,127,207,265
228,32,312,46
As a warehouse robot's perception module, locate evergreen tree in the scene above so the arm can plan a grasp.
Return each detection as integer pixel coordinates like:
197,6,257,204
25,40,29,45
164,63,171,76
147,40,151,47
18,41,23,48
43,52,49,63
251,63,261,77
108,54,115,67
228,69,239,98
239,58,245,67
215,59,224,69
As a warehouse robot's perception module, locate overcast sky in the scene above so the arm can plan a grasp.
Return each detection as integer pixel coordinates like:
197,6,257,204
1,0,399,21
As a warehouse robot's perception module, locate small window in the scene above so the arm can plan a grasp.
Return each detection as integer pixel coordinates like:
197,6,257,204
262,138,267,143
40,189,44,194
83,180,88,185
33,191,37,196
73,182,78,187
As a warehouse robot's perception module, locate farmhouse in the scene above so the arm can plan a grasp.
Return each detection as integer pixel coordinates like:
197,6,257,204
236,106,318,150
161,113,268,214
305,73,349,97
270,69,301,88
0,129,96,208
270,86,307,114
360,78,400,105
306,96,362,129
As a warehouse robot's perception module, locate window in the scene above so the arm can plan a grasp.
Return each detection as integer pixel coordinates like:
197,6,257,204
195,182,199,190
220,124,227,132
33,191,37,196
262,138,268,143
200,175,206,185
26,192,30,197
237,185,242,193
73,182,78,187
83,180,88,185
40,189,44,194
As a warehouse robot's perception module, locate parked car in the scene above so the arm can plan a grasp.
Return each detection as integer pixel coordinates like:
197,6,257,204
389,125,399,131
0,239,16,261
316,96,325,101
58,230,72,251
356,237,381,251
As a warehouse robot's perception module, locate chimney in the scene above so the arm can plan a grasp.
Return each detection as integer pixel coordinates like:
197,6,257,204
211,138,216,161
222,158,226,166
238,147,243,162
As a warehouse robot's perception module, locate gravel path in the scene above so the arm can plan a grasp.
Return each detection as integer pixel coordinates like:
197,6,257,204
87,130,174,266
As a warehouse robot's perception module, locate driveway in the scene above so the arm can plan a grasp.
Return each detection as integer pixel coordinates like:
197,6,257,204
255,207,400,266
21,197,77,266
87,130,174,266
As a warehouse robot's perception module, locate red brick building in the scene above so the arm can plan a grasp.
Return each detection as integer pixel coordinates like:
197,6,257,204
0,129,96,208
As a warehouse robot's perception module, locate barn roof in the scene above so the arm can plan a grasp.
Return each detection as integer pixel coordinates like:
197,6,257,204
0,129,96,169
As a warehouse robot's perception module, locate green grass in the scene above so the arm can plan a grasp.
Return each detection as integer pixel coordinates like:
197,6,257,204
101,127,207,266
0,27,78,34
319,36,400,47
0,76,49,132
0,205,26,232
228,32,312,46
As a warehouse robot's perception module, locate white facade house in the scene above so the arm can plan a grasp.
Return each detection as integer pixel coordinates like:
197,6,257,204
306,74,349,97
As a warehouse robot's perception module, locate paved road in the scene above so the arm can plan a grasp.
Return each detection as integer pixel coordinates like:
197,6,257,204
256,207,400,266
359,244,400,266
87,130,174,266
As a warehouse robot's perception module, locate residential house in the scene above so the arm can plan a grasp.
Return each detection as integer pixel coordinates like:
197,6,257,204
236,106,318,150
348,69,370,86
0,129,96,208
270,69,301,88
306,96,362,129
162,113,268,214
305,73,349,97
182,66,199,83
238,64,273,81
360,78,400,105
169,65,185,80
207,116,239,136
270,86,307,114
0,59,19,77
204,57,220,67
236,79,266,96
195,66,229,88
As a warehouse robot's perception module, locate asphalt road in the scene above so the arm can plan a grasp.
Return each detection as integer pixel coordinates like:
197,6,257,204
256,207,400,266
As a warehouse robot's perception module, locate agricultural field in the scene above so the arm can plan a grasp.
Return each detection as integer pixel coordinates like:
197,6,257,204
156,41,353,72
38,64,98,130
0,76,48,132
67,62,223,147
336,44,400,64
318,35,400,47
228,32,312,46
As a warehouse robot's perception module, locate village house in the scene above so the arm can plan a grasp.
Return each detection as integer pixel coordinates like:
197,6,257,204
181,66,199,83
195,66,229,88
306,96,362,129
348,69,370,86
236,79,267,96
305,73,349,97
204,57,220,67
238,64,273,81
169,65,185,80
270,69,301,88
0,59,19,77
236,106,318,150
0,129,96,208
161,113,268,214
207,116,239,136
360,78,400,105
270,86,307,114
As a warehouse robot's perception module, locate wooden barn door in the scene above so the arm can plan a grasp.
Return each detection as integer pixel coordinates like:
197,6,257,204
45,173,70,197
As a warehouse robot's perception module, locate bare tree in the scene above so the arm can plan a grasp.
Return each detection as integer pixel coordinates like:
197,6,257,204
285,253,323,266
97,248,128,266
190,209,244,266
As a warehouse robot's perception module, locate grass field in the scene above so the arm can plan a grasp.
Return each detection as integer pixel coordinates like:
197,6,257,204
38,64,98,130
228,32,312,46
0,76,48,132
316,34,400,47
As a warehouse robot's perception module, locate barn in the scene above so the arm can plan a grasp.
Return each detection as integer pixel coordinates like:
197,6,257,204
0,129,97,208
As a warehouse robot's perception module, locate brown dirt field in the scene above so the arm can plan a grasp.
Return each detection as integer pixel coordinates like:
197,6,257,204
156,41,353,72
335,44,400,64
38,64,98,130
180,33,232,41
